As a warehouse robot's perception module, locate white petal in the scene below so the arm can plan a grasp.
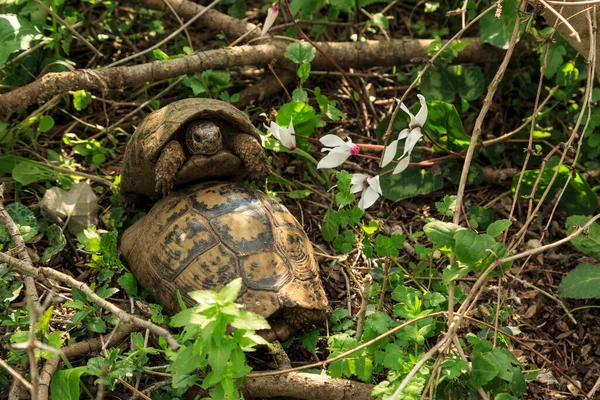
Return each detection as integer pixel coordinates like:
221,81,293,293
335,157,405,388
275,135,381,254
401,130,423,158
319,134,347,147
358,187,381,210
381,139,399,167
261,6,279,36
367,176,382,195
317,152,350,169
400,102,415,122
351,173,368,184
415,94,428,126
392,155,411,174
397,128,410,140
350,174,367,193
287,119,295,135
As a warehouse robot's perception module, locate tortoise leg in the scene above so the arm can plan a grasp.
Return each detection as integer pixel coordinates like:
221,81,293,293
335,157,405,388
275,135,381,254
155,140,186,197
226,133,270,180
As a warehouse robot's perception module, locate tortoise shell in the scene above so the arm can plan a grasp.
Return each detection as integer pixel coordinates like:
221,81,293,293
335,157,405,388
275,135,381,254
120,98,259,198
120,182,328,324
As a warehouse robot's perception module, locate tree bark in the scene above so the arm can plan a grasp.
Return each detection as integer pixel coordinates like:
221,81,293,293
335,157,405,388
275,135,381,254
0,38,509,116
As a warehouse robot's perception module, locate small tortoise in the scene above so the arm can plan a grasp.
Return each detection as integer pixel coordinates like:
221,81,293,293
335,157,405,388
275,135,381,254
120,182,328,341
121,98,269,200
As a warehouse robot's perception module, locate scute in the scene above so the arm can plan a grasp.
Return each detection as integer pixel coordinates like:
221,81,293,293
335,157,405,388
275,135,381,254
239,251,293,291
174,244,239,291
211,209,273,255
274,225,318,280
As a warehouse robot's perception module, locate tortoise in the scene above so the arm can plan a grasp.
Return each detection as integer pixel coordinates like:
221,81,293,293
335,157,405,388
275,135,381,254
120,181,329,341
120,98,270,200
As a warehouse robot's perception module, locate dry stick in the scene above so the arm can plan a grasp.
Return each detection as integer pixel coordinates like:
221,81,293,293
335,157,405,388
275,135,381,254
161,0,194,51
376,261,389,312
248,311,446,378
0,37,507,115
541,7,597,235
108,0,221,68
536,0,582,41
354,275,372,341
31,0,103,57
0,253,180,350
0,358,33,393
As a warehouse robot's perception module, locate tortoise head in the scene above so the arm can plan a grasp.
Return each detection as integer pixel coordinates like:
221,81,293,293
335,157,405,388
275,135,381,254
185,120,223,155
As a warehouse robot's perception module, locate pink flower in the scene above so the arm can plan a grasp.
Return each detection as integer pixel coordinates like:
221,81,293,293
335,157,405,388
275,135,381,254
351,174,382,210
382,94,428,174
317,135,360,169
262,4,279,36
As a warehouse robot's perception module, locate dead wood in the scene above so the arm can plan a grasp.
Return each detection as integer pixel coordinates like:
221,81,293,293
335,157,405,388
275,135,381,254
0,38,509,116
180,372,376,400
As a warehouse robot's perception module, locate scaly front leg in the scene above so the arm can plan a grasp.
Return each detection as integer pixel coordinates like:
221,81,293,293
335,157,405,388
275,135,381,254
227,133,270,180
155,141,186,196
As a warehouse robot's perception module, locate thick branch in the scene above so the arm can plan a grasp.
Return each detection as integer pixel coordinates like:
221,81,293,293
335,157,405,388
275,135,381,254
0,38,508,115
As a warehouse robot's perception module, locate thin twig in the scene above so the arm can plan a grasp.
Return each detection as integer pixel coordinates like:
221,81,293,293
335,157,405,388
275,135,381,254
32,0,103,57
107,0,221,67
355,275,372,341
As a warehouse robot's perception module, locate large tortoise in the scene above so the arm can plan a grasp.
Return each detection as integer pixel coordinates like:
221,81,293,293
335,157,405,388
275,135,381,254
121,98,269,200
120,182,328,341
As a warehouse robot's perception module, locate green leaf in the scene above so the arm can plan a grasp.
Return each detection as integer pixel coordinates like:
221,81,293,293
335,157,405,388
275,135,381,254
39,115,55,133
0,202,38,242
467,206,494,230
219,277,243,303
201,69,231,87
436,195,457,217
322,210,339,241
543,43,566,78
207,340,232,377
41,224,66,264
117,272,138,296
469,352,499,388
333,230,355,253
171,345,204,376
72,90,92,111
285,41,316,64
0,14,45,65
50,366,88,400
299,329,320,351
556,62,579,86
425,101,470,151
513,161,598,215
423,220,463,248
558,263,600,299
565,215,600,258
479,0,525,49
442,261,472,284
486,220,512,237
380,162,444,202
453,230,496,265
85,316,106,333
231,309,270,330
12,161,56,186
276,101,316,148
298,62,311,84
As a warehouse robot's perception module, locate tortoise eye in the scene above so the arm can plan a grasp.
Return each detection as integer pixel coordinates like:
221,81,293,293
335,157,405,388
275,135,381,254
193,134,202,142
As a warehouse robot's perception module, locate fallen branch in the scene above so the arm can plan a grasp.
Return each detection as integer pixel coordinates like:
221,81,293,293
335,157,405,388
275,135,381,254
0,38,508,115
242,372,376,400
